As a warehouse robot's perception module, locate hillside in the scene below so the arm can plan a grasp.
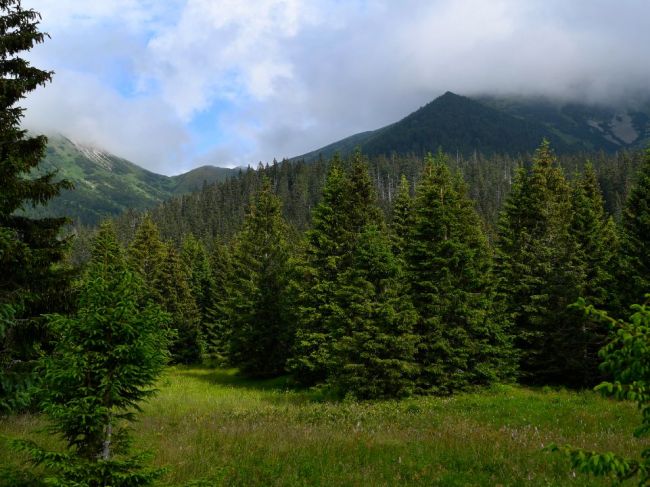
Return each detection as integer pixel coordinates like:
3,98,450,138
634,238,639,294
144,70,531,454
28,135,235,225
478,95,650,151
296,92,650,161
171,165,235,194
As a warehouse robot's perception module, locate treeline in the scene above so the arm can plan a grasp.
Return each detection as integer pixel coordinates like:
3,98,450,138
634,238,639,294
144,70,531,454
80,148,643,263
73,143,650,399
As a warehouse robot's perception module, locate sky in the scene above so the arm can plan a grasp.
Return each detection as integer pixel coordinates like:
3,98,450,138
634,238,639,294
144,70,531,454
21,0,650,175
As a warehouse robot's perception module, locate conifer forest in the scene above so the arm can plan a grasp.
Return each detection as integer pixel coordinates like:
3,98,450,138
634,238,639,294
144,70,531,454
2,1,650,486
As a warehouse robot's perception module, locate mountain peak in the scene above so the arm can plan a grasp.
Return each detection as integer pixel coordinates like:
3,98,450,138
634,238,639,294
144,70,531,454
440,90,461,99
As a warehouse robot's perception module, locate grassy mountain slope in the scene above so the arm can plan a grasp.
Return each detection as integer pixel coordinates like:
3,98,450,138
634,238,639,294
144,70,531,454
296,91,650,161
28,136,234,225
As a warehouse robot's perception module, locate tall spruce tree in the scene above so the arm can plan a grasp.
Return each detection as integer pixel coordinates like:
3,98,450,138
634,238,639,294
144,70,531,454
204,239,232,365
127,214,166,301
569,163,618,384
159,243,203,364
346,149,383,235
227,178,293,377
289,152,383,385
571,163,617,309
127,216,203,363
11,222,169,486
289,156,348,385
389,174,414,259
406,151,513,394
181,234,213,324
495,140,583,385
0,0,73,413
329,224,418,399
619,149,650,309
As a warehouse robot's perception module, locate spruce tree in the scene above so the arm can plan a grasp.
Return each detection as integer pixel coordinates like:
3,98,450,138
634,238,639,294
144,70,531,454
227,178,293,377
329,224,418,399
11,222,169,486
495,141,583,385
159,243,203,364
619,149,650,309
181,234,213,324
289,156,348,385
289,152,382,385
204,239,233,365
127,216,203,363
569,163,618,384
0,0,73,413
571,163,617,309
389,174,414,258
346,149,383,236
406,151,513,394
127,214,166,301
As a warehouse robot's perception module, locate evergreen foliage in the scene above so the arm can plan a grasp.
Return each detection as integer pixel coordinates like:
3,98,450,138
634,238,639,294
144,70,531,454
389,174,414,258
328,224,418,399
181,234,214,325
551,297,650,485
619,149,650,309
0,0,73,413
226,178,293,377
289,153,383,386
569,163,618,384
571,163,618,309
406,151,513,394
158,244,203,364
127,213,166,301
102,148,642,255
204,239,233,365
127,216,202,364
11,222,169,486
495,140,585,385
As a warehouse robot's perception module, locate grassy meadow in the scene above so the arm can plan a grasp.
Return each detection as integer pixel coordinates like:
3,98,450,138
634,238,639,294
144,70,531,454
0,366,644,486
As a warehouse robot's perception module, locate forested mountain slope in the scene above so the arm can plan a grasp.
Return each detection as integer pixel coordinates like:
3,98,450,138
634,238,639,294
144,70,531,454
296,92,650,161
27,135,235,225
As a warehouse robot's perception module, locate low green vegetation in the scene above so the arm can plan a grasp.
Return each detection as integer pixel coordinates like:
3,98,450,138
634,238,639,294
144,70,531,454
1,367,646,486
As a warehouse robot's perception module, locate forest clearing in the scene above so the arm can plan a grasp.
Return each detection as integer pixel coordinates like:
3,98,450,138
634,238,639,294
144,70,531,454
1,367,644,486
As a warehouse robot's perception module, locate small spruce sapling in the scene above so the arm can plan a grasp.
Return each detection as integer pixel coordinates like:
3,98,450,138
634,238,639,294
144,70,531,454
9,222,171,486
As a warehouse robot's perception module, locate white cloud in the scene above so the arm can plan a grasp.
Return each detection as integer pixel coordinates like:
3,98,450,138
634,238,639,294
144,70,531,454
19,0,650,173
23,70,191,175
144,0,319,119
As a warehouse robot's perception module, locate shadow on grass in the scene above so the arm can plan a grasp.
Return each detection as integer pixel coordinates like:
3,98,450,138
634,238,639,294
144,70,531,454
172,366,333,404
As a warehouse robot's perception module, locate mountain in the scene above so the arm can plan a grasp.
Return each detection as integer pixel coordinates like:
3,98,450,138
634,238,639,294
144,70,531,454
28,135,235,225
477,95,650,151
171,165,235,194
296,92,650,161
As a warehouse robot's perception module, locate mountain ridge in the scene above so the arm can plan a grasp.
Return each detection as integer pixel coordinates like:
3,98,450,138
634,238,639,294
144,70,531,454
29,135,236,225
294,91,650,161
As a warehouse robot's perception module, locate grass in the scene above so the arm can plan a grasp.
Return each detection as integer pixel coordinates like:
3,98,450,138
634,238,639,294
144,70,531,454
1,366,646,486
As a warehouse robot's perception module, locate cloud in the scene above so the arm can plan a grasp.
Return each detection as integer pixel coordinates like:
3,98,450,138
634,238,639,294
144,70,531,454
23,70,191,175
20,0,650,174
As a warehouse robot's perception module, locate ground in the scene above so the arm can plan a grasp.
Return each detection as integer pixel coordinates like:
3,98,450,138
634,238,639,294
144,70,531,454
0,367,645,486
